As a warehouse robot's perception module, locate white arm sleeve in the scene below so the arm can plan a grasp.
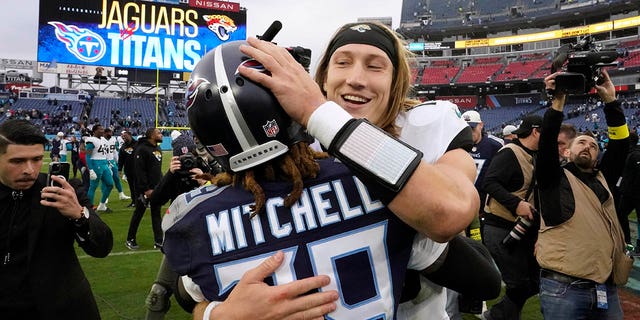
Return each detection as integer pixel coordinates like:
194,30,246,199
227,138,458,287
181,275,206,303
407,233,447,271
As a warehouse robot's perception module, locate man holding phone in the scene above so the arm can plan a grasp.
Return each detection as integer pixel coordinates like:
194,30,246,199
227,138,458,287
0,119,113,319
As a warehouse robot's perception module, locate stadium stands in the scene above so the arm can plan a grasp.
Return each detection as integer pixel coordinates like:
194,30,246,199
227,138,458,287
420,66,460,85
494,59,548,82
456,63,503,83
622,49,640,68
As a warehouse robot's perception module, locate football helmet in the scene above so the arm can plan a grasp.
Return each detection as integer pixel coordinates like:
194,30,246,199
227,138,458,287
186,40,310,172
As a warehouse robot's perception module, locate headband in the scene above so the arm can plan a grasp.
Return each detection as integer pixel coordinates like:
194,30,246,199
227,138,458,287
326,23,398,68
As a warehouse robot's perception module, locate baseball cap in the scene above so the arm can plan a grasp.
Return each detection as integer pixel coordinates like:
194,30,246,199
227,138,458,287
502,125,517,136
56,131,64,137
512,115,543,135
461,110,482,128
172,133,196,156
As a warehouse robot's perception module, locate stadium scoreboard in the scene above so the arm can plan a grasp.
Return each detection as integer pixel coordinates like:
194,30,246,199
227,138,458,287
37,0,246,77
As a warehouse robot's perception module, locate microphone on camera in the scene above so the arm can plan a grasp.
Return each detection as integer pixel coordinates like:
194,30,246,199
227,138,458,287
258,21,282,42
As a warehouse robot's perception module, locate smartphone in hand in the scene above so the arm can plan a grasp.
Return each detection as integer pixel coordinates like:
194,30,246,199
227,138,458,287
47,162,70,187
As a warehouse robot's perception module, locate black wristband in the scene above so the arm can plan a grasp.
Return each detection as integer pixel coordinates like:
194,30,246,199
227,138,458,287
70,207,90,228
328,119,422,202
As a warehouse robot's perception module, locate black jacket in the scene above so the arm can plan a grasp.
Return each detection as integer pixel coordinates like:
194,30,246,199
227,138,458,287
150,170,200,208
134,138,163,193
620,145,640,199
117,139,137,176
0,175,113,319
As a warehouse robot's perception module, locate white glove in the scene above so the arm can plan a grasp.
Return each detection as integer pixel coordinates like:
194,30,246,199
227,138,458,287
122,174,127,182
89,169,97,181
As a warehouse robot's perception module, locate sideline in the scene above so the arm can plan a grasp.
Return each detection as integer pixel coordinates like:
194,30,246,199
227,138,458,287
78,249,161,259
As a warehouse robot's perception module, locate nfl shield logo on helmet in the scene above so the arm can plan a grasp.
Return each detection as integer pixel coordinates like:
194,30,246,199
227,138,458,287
263,120,279,138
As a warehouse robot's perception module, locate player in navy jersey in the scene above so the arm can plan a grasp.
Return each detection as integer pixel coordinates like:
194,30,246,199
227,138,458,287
164,157,425,319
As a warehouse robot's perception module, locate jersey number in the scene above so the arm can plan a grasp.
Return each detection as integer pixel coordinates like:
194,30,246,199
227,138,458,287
473,159,486,183
213,223,393,319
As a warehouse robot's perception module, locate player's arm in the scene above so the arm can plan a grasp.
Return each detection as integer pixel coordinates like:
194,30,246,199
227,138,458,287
84,139,96,170
390,148,477,241
420,235,501,300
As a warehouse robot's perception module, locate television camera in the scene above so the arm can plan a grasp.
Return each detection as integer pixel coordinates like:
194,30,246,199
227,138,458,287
552,36,627,94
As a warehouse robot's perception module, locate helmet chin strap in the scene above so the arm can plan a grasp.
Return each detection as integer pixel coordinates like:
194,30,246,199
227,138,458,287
229,140,289,172
287,122,314,145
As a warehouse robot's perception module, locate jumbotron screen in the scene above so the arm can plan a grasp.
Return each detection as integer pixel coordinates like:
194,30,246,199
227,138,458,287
37,0,247,73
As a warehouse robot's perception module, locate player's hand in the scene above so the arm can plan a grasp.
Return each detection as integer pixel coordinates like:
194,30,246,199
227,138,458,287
203,251,338,320
238,37,327,127
89,169,97,180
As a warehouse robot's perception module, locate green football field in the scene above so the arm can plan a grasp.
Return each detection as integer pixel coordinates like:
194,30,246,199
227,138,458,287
58,151,551,319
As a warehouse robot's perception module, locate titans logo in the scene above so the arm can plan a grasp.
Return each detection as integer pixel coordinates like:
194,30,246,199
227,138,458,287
185,78,210,110
49,21,106,63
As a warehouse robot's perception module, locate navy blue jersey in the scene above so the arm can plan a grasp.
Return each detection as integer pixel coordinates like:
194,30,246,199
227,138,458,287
163,158,416,319
469,135,503,194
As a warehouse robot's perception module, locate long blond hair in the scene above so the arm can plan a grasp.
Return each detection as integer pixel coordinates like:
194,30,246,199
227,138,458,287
205,142,328,217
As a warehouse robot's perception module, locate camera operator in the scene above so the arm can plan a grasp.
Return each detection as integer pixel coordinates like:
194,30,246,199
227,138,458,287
481,114,542,320
145,132,212,320
537,69,633,319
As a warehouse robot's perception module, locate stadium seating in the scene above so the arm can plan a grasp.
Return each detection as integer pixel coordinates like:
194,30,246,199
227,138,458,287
621,49,640,68
456,63,503,83
420,66,460,85
474,57,502,65
494,59,548,82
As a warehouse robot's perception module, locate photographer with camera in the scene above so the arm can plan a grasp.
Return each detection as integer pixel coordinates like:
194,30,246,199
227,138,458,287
481,114,542,320
537,68,633,319
144,131,212,320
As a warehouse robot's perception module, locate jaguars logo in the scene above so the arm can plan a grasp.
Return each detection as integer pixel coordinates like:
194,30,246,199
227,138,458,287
203,15,237,41
349,24,372,33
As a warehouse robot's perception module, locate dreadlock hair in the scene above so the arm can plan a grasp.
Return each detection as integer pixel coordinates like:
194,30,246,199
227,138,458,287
208,141,328,217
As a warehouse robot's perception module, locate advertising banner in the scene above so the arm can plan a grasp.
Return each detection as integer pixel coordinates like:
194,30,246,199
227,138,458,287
38,61,116,76
485,93,542,108
37,0,247,73
0,59,37,70
436,95,478,109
